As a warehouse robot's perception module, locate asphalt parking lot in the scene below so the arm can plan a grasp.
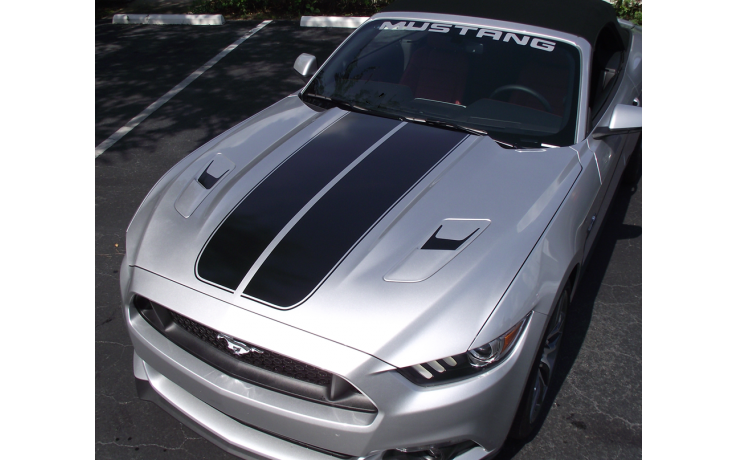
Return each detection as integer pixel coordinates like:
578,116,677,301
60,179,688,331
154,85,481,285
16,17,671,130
95,19,642,460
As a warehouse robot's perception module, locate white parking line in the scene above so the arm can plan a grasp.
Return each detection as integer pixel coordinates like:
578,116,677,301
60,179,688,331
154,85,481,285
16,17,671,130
95,20,272,158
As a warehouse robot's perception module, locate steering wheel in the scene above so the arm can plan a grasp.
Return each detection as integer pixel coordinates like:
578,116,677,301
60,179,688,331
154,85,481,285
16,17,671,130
489,85,553,113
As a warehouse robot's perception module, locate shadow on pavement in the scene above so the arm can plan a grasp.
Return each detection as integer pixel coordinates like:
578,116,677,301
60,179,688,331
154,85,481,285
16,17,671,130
95,22,354,460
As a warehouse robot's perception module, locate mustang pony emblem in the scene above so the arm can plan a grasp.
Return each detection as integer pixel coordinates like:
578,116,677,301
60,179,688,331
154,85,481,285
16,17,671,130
216,333,264,356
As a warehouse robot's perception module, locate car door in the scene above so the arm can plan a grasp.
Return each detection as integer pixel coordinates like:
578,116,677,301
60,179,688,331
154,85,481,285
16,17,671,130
581,25,637,263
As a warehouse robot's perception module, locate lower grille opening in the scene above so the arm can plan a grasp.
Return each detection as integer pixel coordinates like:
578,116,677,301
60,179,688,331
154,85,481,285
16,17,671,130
133,295,376,413
223,412,353,459
136,374,353,459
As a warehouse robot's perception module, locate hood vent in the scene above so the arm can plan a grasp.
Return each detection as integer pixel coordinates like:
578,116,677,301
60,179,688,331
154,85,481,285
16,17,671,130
384,219,490,283
421,225,479,250
175,153,234,218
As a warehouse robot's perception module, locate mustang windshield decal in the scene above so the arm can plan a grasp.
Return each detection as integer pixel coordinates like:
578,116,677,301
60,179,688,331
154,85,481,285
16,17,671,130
378,21,557,52
304,19,581,146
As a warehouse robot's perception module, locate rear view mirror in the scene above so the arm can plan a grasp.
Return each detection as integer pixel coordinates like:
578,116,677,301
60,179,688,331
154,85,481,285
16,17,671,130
294,53,317,82
593,104,642,139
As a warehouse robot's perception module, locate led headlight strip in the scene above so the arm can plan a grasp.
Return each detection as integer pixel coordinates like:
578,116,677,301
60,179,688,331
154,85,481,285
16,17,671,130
398,313,531,386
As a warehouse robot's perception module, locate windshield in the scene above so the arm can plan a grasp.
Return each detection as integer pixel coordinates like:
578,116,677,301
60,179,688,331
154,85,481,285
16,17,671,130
303,20,581,147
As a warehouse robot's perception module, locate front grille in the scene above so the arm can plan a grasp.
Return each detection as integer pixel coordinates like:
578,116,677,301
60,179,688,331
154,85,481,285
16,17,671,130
133,295,377,412
168,310,332,386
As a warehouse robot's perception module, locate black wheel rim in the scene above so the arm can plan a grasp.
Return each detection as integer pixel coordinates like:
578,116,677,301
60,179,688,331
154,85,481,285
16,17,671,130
529,291,568,423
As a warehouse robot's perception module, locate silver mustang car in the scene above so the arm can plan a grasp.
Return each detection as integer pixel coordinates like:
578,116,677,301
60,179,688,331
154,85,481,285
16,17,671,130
120,0,642,458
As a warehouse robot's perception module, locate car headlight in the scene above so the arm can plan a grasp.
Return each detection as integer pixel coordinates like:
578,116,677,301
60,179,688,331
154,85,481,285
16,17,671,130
398,313,530,386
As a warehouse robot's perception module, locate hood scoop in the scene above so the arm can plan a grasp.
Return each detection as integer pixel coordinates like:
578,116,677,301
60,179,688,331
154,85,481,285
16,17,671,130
384,219,490,283
175,153,235,218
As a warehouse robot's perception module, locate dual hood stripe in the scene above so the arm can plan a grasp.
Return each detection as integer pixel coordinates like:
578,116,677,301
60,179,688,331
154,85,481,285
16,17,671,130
233,121,409,294
243,122,468,308
197,113,401,290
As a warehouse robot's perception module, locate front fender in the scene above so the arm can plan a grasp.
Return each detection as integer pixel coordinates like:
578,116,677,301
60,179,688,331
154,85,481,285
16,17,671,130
469,154,591,350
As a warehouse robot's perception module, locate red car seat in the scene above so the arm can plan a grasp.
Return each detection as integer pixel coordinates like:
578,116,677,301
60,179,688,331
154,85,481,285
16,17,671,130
399,34,469,105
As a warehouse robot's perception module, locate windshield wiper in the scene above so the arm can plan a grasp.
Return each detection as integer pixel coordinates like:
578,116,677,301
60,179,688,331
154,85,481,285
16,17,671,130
301,98,551,149
402,117,488,136
302,94,401,121
490,137,558,150
402,116,557,149
402,117,536,148
492,138,520,149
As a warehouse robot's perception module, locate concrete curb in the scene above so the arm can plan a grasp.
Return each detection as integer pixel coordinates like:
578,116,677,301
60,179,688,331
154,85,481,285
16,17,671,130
112,14,225,25
300,16,369,28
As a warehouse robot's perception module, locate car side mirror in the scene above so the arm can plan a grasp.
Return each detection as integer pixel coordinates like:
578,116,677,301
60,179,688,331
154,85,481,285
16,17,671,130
294,53,317,82
593,104,642,139
609,104,642,131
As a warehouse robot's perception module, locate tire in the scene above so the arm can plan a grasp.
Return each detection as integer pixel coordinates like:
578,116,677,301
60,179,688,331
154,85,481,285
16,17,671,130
508,287,570,440
622,135,642,184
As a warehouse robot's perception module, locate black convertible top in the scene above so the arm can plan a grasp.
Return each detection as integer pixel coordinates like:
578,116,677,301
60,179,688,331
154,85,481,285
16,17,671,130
380,0,625,46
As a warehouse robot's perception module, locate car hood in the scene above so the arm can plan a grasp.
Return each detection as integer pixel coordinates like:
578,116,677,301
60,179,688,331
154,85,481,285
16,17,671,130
127,96,581,368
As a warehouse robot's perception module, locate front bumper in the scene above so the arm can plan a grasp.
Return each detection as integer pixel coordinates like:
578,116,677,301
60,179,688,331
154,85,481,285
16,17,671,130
135,353,358,460
124,267,545,459
135,354,494,460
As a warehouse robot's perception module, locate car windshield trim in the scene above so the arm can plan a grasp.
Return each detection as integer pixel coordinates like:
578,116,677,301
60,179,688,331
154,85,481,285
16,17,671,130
302,93,404,122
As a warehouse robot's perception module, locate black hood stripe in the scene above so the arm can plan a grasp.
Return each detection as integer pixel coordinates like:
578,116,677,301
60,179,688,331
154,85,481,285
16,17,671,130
196,112,401,290
243,123,468,308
